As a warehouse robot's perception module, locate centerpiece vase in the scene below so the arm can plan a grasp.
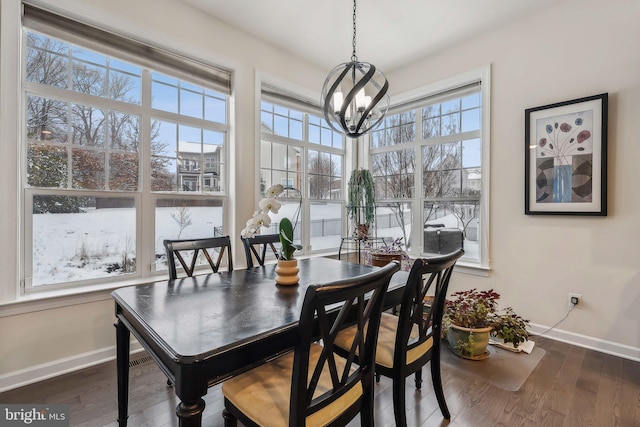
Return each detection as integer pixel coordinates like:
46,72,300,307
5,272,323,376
275,259,299,286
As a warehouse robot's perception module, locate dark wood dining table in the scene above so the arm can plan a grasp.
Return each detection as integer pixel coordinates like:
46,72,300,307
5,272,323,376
112,257,408,427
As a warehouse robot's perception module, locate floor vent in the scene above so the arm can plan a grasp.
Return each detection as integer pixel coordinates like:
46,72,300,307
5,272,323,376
129,355,153,368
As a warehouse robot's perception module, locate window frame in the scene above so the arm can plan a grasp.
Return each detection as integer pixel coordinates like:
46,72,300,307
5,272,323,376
367,66,491,272
259,85,346,256
21,26,230,293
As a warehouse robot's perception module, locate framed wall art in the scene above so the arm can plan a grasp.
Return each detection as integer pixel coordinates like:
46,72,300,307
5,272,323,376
525,93,608,215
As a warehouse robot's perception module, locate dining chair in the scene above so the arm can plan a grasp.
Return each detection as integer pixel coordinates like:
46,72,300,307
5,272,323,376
241,234,281,268
221,261,401,427
335,248,464,426
163,236,233,280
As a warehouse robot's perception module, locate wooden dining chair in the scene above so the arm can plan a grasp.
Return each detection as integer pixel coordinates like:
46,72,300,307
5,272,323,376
163,236,233,279
335,249,464,426
221,261,401,427
241,234,281,268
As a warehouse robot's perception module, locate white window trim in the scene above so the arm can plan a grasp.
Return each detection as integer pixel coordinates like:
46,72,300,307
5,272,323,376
373,65,491,272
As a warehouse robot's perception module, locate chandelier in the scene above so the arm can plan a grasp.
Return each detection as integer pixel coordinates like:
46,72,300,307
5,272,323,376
321,0,389,139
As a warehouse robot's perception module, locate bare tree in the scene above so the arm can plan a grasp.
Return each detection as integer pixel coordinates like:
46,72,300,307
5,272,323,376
308,151,337,199
171,206,192,238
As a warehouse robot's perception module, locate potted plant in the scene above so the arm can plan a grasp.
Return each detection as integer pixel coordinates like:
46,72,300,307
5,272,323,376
443,289,529,360
347,169,375,239
367,237,407,267
241,184,302,285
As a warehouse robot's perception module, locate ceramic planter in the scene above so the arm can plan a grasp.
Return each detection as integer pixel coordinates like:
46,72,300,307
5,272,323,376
446,324,493,360
275,259,299,286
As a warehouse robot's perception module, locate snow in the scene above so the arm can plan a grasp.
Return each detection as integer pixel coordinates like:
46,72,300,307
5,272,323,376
31,204,476,287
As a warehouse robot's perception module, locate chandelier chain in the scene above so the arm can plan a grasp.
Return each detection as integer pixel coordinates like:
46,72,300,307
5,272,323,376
351,0,357,62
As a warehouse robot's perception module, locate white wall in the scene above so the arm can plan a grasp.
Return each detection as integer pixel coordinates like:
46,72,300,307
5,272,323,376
1,0,639,391
387,0,640,356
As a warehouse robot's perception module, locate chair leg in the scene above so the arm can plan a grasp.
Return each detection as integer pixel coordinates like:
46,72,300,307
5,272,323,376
414,367,422,390
431,354,450,419
392,377,408,427
222,407,237,427
375,372,381,383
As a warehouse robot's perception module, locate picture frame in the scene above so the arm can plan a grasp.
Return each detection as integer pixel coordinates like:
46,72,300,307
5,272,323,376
525,93,608,215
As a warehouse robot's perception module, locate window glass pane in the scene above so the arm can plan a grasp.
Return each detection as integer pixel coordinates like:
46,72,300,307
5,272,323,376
371,149,415,198
32,195,136,286
154,120,177,157
27,143,68,188
180,88,203,119
461,92,480,109
462,138,481,168
376,202,412,251
152,80,178,113
71,104,106,147
290,118,303,140
110,69,141,104
423,200,477,257
205,95,226,123
26,95,68,143
26,32,69,89
274,114,288,136
152,157,177,191
310,202,341,251
155,198,224,269
461,108,480,132
72,148,105,190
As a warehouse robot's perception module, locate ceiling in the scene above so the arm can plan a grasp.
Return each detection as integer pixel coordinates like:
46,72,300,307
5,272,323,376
178,0,561,72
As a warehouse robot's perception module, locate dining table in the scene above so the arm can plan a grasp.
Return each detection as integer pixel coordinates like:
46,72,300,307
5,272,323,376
112,257,408,427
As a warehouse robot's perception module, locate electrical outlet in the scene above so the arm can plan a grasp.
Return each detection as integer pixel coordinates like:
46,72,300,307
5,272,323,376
568,293,582,308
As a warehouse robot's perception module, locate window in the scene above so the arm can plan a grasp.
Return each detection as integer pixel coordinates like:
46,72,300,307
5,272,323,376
22,8,230,291
369,70,489,268
260,88,345,253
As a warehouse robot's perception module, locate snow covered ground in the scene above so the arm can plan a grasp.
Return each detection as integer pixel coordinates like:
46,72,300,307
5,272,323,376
31,204,474,286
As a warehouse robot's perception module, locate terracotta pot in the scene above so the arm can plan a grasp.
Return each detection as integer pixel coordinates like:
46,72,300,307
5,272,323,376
446,324,493,360
275,259,299,286
370,252,402,267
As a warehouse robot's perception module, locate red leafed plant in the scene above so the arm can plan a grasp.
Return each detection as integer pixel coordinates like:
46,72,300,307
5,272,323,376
444,288,529,347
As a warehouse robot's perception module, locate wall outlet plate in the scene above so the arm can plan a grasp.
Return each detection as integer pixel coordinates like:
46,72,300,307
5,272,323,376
568,292,582,308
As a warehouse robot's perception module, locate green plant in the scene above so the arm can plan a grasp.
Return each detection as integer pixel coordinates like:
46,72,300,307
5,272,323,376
347,169,375,225
444,288,529,347
278,217,302,261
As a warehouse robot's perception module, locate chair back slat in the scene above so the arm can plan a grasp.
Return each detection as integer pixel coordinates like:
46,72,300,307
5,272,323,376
396,249,464,367
163,236,233,279
241,234,281,268
289,261,400,426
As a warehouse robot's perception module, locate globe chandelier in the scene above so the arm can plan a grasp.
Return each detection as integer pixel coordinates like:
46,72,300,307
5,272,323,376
321,0,389,139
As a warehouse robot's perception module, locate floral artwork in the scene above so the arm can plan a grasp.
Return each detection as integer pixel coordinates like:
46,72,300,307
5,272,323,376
525,93,608,215
535,110,593,203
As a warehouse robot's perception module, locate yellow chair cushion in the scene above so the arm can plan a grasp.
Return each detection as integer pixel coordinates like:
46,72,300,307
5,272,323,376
335,312,433,369
222,343,362,427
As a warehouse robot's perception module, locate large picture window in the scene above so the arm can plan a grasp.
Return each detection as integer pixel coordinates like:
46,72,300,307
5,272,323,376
260,90,345,254
22,12,229,291
369,71,489,268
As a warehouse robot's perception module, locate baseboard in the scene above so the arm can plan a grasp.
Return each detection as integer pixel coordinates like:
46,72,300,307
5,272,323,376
0,342,143,394
2,328,639,393
528,323,640,362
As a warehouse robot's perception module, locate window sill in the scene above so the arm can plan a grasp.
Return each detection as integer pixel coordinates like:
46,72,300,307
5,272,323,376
0,274,167,318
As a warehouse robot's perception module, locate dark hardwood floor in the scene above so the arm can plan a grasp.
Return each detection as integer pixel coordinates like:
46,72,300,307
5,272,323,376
1,335,639,426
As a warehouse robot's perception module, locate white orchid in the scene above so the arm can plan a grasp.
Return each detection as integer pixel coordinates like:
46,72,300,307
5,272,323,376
258,197,281,214
265,184,284,198
243,184,302,259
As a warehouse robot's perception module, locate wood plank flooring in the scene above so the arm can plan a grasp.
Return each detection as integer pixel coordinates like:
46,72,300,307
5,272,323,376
1,336,639,426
